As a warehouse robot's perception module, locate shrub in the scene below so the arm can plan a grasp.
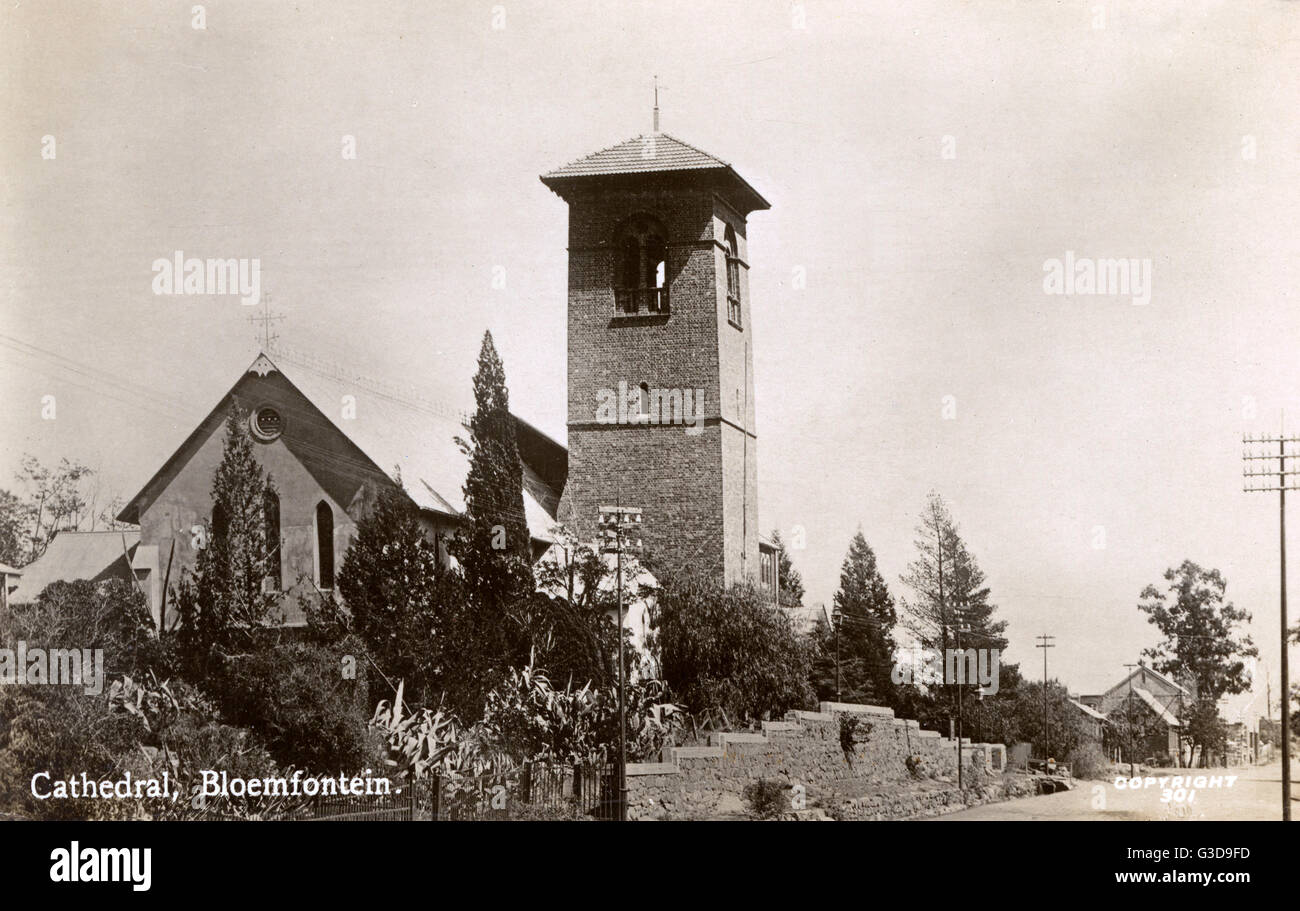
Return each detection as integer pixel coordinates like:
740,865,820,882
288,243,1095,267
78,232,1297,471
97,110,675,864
0,578,167,820
1066,742,1108,779
0,685,145,820
742,778,790,819
215,639,377,774
7,578,167,679
905,754,927,780
839,714,871,763
653,577,815,722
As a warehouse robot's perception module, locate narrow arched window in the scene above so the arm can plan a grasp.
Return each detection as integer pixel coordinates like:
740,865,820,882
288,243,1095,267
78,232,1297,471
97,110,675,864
212,502,229,544
613,215,669,314
315,501,334,589
645,236,666,289
618,235,640,294
638,382,651,421
263,490,280,590
724,225,741,327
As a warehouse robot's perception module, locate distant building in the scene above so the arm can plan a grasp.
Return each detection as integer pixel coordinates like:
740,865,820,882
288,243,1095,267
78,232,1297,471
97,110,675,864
1068,696,1107,743
784,603,829,636
1098,662,1191,764
8,531,138,606
0,562,22,612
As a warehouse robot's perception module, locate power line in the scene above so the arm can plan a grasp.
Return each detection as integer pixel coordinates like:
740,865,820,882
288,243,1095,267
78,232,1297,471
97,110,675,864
1,332,540,529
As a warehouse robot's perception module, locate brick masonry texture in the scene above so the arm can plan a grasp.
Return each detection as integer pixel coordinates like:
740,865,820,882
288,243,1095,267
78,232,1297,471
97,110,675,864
625,701,1013,821
555,180,759,585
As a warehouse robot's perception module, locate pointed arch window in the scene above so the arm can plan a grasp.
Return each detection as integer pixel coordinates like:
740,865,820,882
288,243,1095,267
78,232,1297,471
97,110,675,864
263,490,281,591
613,216,669,314
315,501,335,589
211,502,229,544
724,225,742,327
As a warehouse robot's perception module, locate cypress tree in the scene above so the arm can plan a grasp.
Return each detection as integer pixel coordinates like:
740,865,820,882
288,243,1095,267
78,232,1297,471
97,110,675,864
453,331,532,586
176,404,279,674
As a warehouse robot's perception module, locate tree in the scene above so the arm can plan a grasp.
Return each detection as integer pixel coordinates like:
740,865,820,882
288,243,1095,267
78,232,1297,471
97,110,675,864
1138,561,1255,702
1179,696,1227,768
900,493,1008,656
174,406,281,678
329,481,446,703
1008,680,1090,762
810,530,897,706
0,489,27,568
452,330,533,591
653,576,814,722
0,579,166,820
532,524,645,687
898,493,1016,734
1138,560,1256,765
768,530,804,607
9,456,95,564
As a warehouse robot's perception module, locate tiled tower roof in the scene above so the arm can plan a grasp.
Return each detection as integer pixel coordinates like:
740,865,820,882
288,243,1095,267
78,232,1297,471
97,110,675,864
541,132,769,213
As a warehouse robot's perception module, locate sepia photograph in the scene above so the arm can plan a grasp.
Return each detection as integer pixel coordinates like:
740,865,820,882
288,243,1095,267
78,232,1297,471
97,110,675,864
1,0,1296,893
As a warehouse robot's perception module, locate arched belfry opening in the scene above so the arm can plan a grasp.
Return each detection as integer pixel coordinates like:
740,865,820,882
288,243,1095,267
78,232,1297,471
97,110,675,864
613,214,669,314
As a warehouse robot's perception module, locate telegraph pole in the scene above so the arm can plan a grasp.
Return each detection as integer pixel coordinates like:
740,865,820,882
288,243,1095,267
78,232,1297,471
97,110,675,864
600,501,640,821
616,503,626,821
954,601,970,790
1036,635,1055,763
1123,662,1139,777
1242,430,1297,821
833,607,842,701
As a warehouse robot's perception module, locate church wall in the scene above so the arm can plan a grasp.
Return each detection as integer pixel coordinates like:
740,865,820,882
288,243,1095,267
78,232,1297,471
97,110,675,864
136,393,358,624
719,422,760,586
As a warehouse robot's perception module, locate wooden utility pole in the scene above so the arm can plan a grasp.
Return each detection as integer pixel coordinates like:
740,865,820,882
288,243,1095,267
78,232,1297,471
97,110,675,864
833,607,842,701
600,501,641,821
1123,662,1140,777
1036,635,1056,761
954,600,971,790
1242,430,1297,821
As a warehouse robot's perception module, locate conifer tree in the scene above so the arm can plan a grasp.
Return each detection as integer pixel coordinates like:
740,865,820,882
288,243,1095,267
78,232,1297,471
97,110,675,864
768,529,805,607
175,405,279,675
811,530,896,704
900,492,1007,655
452,331,532,593
897,492,1015,731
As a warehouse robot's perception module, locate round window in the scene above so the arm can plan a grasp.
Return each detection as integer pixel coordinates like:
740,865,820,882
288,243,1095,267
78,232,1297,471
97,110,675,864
250,405,284,442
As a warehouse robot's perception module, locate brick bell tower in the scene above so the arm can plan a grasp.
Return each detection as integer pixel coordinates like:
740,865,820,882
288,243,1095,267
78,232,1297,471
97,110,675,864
541,117,770,585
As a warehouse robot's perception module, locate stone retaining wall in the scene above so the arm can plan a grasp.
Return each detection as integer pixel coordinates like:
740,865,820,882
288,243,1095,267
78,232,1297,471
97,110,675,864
627,701,1008,820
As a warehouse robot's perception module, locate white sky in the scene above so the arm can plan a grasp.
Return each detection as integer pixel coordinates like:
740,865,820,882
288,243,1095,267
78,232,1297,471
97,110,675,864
3,0,1298,697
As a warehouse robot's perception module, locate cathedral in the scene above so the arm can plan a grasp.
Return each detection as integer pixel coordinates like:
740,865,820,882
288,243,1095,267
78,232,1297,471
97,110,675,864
14,121,780,623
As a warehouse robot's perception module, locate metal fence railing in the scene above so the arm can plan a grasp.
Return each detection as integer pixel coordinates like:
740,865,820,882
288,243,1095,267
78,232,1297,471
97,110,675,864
429,762,621,821
516,762,621,820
